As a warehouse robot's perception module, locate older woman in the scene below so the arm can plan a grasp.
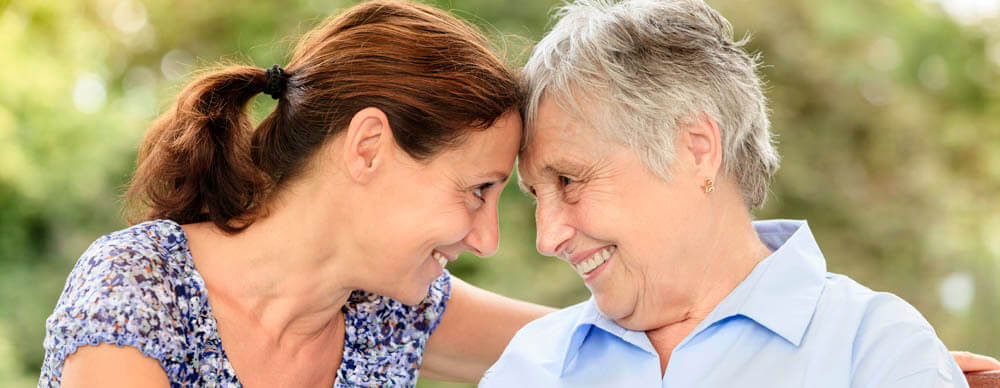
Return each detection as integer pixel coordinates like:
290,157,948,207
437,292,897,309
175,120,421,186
480,0,979,387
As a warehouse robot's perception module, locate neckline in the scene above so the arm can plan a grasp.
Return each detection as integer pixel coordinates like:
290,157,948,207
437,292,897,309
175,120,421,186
158,219,352,386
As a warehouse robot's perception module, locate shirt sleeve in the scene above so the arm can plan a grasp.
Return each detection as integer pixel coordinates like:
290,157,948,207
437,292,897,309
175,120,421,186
338,271,453,387
423,270,453,336
39,237,178,386
863,329,967,388
849,294,968,388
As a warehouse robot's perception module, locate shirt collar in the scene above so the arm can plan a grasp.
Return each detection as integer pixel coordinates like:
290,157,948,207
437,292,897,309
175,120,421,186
557,297,657,375
681,219,827,348
557,220,827,375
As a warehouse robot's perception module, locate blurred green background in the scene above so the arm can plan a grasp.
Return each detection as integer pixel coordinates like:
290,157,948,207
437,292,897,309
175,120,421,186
1,0,998,386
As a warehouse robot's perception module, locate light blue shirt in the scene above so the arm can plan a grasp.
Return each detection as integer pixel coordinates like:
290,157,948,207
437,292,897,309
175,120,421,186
480,220,967,388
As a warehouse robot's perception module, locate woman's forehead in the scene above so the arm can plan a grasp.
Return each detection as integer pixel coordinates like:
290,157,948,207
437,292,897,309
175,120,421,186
518,137,598,183
520,98,621,181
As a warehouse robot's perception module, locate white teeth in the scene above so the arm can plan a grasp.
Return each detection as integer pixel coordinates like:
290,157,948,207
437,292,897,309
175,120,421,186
433,252,447,269
573,246,615,276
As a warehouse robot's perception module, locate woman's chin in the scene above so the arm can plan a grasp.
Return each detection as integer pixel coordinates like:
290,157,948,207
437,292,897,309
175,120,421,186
387,259,443,305
593,293,636,325
396,278,437,306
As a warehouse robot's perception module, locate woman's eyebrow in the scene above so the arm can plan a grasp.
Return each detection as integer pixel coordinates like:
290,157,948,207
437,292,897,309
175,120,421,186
472,171,510,183
515,156,583,194
541,159,585,177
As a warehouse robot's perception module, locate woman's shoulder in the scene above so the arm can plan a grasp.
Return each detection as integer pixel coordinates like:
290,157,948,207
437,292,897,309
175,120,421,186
87,219,190,259
70,219,190,276
41,220,204,382
819,273,934,331
337,271,452,386
58,220,193,310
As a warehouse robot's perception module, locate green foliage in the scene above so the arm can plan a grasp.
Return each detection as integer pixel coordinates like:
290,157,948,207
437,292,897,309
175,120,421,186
1,0,998,387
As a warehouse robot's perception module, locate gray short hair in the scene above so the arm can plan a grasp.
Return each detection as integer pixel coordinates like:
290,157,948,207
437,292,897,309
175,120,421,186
521,0,780,208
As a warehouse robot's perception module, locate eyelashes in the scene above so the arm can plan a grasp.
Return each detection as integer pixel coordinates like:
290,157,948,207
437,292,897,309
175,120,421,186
473,182,495,201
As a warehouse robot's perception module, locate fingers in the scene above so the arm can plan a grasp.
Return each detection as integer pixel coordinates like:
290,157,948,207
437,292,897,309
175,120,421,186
952,351,1000,373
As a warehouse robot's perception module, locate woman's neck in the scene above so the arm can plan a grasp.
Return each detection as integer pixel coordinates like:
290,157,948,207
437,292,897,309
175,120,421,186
643,201,774,372
182,184,360,347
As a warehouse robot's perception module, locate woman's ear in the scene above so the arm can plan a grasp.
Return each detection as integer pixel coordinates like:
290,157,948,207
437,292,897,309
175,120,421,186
684,112,723,178
343,107,392,184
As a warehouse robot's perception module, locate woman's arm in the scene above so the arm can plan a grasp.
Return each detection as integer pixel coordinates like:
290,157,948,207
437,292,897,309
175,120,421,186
61,344,170,388
421,277,556,383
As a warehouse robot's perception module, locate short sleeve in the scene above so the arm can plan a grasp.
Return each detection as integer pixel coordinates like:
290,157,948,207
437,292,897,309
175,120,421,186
338,270,452,387
850,294,968,388
39,235,181,386
855,328,966,388
422,270,453,335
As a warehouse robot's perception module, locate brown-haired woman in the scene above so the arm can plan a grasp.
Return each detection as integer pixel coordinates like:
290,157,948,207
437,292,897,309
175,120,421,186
38,1,551,386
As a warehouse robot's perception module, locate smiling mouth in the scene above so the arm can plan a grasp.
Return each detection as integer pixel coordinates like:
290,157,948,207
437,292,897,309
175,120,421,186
572,246,615,276
432,250,450,269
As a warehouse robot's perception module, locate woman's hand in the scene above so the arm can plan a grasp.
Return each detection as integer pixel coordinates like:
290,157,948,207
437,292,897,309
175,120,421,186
952,351,1000,373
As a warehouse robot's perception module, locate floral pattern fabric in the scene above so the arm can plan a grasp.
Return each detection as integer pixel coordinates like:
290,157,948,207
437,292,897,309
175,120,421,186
39,220,451,388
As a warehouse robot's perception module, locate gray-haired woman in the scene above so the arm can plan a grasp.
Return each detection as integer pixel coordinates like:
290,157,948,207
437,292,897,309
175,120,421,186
482,0,999,386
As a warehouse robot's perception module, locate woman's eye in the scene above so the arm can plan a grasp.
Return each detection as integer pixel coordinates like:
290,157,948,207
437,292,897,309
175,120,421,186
473,182,494,201
557,175,581,203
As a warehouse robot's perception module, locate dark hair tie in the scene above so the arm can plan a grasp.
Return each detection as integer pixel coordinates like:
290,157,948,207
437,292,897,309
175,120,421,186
263,64,288,100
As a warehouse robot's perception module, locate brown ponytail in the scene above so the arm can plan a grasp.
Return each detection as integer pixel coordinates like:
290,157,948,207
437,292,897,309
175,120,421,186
124,0,522,233
125,67,271,233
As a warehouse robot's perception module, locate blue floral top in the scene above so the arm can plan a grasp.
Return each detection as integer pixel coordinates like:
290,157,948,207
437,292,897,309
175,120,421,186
39,220,451,387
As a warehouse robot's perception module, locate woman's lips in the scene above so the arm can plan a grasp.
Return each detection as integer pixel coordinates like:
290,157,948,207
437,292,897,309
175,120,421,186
572,245,616,276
